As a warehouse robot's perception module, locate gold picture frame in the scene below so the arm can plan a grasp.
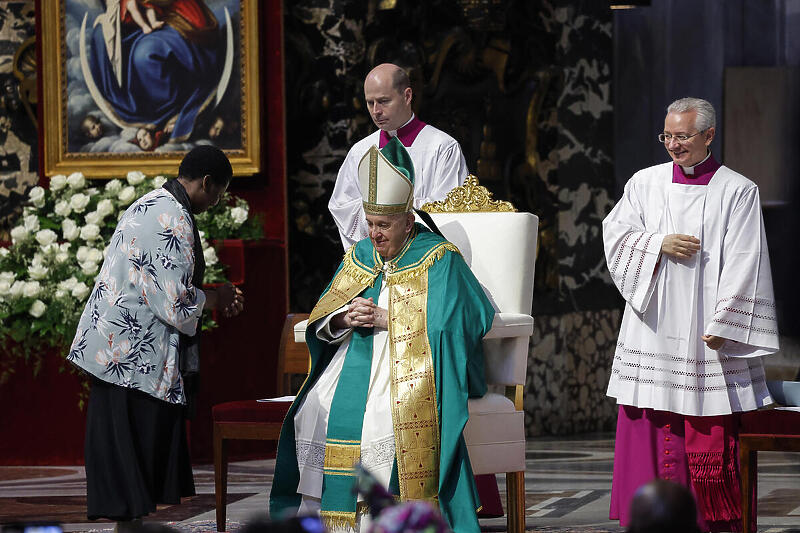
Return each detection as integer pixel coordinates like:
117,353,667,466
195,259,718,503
40,0,260,178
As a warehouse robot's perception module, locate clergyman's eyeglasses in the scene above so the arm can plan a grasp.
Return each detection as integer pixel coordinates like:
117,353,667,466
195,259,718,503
658,129,707,144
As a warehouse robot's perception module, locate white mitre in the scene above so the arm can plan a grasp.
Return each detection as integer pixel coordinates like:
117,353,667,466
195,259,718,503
357,137,415,216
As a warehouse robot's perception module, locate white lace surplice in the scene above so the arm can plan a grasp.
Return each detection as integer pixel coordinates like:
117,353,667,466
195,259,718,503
603,163,779,416
294,281,395,499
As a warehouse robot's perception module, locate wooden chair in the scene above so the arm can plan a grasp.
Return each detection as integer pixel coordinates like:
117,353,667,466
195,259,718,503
212,313,309,532
739,381,800,533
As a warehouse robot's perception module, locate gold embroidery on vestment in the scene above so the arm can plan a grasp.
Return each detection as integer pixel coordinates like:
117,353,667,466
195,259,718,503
389,270,440,503
324,441,361,471
308,246,378,324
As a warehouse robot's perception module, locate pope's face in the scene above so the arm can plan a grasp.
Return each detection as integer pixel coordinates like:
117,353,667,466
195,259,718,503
364,75,413,132
663,110,715,167
366,213,413,260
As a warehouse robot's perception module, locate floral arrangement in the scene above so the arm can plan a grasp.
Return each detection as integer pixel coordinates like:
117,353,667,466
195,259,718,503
0,171,261,387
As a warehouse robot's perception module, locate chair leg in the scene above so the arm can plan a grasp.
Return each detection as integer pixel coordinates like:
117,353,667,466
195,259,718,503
214,423,229,532
740,440,756,533
506,471,525,533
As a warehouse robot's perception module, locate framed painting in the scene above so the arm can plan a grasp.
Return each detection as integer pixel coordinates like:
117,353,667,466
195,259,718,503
39,0,260,178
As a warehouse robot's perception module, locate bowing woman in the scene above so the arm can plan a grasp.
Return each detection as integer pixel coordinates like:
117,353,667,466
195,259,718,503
66,146,244,524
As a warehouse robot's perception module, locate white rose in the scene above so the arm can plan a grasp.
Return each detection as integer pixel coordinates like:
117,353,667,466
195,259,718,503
72,282,90,300
31,253,44,266
50,174,67,191
69,193,90,213
0,271,15,284
127,170,146,185
29,263,48,280
60,242,71,252
55,251,69,263
152,175,167,188
85,211,102,225
80,223,101,241
29,186,46,208
0,279,9,294
67,172,86,189
55,288,66,299
22,280,41,298
76,246,90,263
62,218,80,241
9,280,24,297
96,199,114,217
105,179,123,193
10,225,28,244
230,206,249,225
86,187,99,196
29,299,46,318
203,246,218,266
88,248,104,264
24,214,40,232
54,200,72,217
60,277,78,290
118,186,136,205
0,247,8,258
40,243,58,255
35,229,58,247
81,262,99,276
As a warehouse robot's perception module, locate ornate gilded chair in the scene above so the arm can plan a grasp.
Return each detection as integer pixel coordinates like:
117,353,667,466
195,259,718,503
293,177,537,532
422,177,537,533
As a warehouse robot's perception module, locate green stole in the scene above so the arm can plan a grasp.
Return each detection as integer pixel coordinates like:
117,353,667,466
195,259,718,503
319,274,381,526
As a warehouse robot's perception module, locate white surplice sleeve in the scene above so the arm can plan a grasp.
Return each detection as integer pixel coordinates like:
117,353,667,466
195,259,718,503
315,304,352,344
413,139,467,208
602,179,666,313
329,147,368,250
705,186,779,356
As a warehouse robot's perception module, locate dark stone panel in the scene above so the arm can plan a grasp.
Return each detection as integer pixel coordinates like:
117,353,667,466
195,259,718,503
286,0,617,313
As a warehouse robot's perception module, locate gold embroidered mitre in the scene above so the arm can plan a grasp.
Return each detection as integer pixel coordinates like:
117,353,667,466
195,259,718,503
357,137,415,215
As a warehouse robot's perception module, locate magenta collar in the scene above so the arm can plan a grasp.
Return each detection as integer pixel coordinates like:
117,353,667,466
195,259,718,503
379,116,426,148
672,154,721,185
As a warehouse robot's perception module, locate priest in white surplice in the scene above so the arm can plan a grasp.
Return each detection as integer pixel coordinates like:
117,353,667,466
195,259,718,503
329,63,468,249
603,97,779,532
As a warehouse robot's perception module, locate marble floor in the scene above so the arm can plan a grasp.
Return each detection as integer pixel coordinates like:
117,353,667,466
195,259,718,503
1,435,799,532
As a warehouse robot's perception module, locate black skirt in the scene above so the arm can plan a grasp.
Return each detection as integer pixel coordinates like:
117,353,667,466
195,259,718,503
85,377,195,521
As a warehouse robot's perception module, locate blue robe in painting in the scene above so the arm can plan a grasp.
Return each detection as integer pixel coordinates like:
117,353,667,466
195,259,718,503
87,14,222,142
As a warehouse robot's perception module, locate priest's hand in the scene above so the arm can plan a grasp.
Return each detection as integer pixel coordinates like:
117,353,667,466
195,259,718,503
661,234,701,259
333,297,388,329
701,334,726,350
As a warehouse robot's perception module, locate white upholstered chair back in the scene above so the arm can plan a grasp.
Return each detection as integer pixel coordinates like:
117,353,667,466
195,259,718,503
427,212,537,314
428,212,538,387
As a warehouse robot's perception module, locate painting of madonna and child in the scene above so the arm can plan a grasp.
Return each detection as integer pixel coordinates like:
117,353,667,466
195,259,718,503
63,0,251,155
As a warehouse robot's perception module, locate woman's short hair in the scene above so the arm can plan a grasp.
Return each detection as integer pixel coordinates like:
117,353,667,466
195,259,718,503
178,145,233,186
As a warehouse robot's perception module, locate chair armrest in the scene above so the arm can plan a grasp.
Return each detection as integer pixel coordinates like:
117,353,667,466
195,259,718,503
485,313,534,339
294,319,309,343
293,314,534,344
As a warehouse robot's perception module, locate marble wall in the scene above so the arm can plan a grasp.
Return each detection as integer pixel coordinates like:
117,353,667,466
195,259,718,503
0,2,37,239
285,0,621,436
526,1,620,436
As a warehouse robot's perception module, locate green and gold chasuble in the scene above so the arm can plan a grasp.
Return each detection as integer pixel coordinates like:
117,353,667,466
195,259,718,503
269,224,495,533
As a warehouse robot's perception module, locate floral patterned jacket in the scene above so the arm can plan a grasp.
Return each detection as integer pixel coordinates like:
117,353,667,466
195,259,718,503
67,188,206,403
